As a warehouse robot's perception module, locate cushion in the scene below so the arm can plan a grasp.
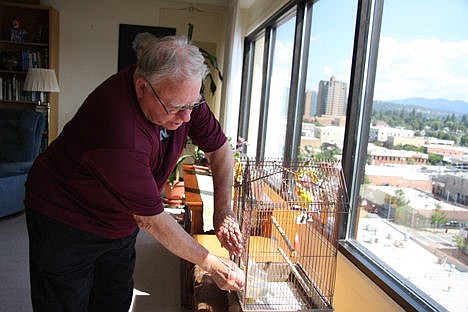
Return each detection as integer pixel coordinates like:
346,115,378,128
0,161,34,178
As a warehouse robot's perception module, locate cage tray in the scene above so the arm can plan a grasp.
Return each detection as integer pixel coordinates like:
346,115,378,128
239,262,333,312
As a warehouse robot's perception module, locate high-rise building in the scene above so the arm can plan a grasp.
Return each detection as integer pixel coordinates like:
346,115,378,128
303,90,317,120
316,76,348,117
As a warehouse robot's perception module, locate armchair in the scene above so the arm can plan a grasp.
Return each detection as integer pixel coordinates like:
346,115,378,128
0,108,45,217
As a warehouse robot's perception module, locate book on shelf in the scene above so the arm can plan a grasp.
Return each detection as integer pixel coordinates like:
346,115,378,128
0,75,35,102
0,50,47,72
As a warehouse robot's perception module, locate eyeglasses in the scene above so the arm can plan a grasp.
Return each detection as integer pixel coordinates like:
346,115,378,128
144,78,203,114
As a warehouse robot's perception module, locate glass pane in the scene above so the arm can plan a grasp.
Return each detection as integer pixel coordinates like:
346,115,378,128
264,17,296,158
246,36,265,158
299,0,358,160
357,1,468,311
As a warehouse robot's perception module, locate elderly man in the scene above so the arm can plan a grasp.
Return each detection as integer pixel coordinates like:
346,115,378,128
25,36,244,312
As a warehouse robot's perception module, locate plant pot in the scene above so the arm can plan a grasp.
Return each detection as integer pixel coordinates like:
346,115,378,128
163,181,184,201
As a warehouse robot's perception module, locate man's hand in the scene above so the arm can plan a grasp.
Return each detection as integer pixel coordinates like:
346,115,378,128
213,209,243,256
205,254,245,291
205,141,244,256
134,213,244,291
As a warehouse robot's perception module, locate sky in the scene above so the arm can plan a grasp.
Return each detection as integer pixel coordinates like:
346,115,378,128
291,0,468,105
375,0,468,103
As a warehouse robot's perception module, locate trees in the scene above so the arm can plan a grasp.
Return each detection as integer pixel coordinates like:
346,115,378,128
431,203,447,231
371,108,467,146
393,189,411,225
428,153,444,165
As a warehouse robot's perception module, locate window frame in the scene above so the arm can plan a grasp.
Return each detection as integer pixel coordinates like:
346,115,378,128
237,1,451,311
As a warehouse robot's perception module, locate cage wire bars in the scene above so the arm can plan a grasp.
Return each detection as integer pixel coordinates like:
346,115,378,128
232,159,349,311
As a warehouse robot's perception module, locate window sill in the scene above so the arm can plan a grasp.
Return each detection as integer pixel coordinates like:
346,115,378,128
338,240,448,312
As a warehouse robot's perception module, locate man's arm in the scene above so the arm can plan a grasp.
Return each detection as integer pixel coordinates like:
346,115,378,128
205,141,244,256
133,212,244,291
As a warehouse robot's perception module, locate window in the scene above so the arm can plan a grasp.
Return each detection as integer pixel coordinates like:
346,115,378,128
238,0,468,311
353,1,468,311
300,0,356,160
264,16,296,158
246,35,265,158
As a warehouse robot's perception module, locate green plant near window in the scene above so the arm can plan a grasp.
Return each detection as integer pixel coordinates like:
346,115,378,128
187,23,223,95
167,154,194,189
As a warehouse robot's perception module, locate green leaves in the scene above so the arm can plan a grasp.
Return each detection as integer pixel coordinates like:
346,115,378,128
167,154,194,188
187,23,223,95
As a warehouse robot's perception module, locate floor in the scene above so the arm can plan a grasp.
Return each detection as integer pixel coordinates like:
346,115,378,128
0,211,191,312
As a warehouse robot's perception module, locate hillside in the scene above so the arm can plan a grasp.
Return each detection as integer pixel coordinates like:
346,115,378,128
374,98,468,117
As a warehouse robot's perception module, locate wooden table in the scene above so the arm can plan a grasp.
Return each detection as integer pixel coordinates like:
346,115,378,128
183,164,205,234
192,235,240,312
182,165,246,311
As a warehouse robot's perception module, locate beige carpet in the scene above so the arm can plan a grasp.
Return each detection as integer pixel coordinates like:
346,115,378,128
0,212,190,312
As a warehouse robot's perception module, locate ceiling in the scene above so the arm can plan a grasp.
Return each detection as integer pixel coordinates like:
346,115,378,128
164,0,255,9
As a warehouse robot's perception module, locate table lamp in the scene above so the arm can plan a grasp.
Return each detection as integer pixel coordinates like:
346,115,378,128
23,68,60,140
23,67,60,104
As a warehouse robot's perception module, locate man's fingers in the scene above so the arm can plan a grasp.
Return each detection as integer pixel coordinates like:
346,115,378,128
215,214,244,256
211,257,245,291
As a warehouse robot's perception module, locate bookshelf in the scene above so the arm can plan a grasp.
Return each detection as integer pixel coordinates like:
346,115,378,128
0,1,59,143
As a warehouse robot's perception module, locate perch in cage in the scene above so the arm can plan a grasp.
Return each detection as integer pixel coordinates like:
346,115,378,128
232,159,349,311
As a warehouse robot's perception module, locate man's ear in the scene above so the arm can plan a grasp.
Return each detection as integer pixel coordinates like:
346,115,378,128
134,76,146,98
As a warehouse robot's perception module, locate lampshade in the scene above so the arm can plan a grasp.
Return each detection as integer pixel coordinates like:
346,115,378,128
23,68,60,93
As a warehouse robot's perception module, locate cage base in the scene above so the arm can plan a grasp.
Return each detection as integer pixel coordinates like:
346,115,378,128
238,262,333,312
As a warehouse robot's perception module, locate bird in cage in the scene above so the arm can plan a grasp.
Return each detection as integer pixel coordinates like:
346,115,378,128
233,160,349,311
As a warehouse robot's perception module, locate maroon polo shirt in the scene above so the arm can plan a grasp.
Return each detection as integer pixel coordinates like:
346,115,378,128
25,66,226,239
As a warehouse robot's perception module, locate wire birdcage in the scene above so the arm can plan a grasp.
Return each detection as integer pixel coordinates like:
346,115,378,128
232,159,349,311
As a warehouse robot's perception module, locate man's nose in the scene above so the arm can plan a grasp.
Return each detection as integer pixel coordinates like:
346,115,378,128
177,109,192,122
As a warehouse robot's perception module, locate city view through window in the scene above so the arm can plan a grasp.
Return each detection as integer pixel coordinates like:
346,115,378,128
296,1,467,310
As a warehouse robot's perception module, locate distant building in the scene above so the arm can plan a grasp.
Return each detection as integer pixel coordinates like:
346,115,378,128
365,164,432,192
361,185,468,228
311,115,346,127
303,90,317,120
425,137,454,146
425,144,465,157
447,155,468,169
388,136,426,148
315,126,345,148
300,123,321,155
367,144,428,165
432,172,468,206
316,76,347,117
369,126,414,142
300,136,321,154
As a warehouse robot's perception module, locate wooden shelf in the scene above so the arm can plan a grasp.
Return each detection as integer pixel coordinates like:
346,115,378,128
0,1,59,142
0,39,48,47
0,99,36,105
0,69,27,75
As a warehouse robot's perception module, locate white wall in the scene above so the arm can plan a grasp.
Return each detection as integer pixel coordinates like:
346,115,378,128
39,0,288,135
41,0,227,132
241,0,288,35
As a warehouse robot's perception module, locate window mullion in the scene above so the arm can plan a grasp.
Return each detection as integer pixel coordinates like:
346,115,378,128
237,39,255,140
284,2,312,162
342,0,383,239
256,27,275,160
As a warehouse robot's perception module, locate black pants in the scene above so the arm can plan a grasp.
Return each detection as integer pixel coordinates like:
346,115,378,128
26,208,138,312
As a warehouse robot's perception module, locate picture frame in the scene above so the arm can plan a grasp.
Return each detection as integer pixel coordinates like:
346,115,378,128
117,24,176,71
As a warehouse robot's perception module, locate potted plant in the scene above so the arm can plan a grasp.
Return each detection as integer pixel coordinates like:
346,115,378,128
164,154,194,205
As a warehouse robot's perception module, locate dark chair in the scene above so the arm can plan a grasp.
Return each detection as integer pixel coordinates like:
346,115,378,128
0,108,45,217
